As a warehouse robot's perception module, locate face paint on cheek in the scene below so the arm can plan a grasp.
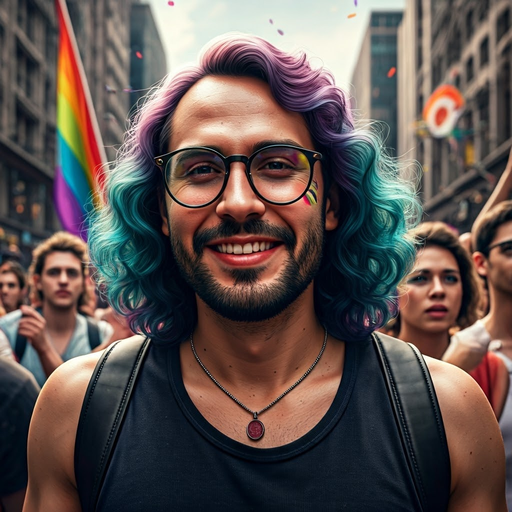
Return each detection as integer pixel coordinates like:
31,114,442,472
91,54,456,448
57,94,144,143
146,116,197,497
303,179,318,206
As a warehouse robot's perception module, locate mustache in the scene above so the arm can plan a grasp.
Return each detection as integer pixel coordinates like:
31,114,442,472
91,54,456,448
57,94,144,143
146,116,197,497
193,219,296,255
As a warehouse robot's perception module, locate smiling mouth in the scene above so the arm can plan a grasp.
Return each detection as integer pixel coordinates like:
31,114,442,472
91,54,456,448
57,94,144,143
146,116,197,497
213,241,278,254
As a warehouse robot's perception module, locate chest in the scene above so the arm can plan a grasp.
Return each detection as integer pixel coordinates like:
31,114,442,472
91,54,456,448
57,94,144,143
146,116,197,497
95,344,421,512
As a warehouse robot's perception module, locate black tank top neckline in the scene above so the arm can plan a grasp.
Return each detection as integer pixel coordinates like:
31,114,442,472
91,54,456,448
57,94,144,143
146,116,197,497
166,339,359,461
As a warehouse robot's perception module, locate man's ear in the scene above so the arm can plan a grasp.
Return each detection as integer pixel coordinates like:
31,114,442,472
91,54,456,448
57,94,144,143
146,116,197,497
473,251,488,278
33,274,42,291
159,194,170,237
325,183,340,232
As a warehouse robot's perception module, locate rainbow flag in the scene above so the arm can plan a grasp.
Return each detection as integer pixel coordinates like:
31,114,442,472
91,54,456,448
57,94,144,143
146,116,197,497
54,0,106,240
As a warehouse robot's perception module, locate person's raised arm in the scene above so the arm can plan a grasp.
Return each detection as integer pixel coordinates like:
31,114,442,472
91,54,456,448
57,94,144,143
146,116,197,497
426,357,507,511
472,147,512,244
23,352,102,512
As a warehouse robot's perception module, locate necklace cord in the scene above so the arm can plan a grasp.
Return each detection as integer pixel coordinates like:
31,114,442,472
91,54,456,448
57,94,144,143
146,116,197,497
189,328,328,418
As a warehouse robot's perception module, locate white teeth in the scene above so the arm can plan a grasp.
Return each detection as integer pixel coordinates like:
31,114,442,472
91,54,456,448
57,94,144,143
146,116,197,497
216,242,275,254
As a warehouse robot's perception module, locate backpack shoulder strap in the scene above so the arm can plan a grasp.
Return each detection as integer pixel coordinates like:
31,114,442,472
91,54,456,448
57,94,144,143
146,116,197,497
83,314,101,350
372,332,451,512
74,335,150,512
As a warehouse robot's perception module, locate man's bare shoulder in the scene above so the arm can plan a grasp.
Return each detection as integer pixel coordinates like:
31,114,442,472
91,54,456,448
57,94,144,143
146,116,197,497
25,336,145,511
423,356,507,511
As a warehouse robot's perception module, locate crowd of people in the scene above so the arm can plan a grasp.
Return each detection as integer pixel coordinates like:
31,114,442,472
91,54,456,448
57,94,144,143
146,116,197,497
1,33,511,511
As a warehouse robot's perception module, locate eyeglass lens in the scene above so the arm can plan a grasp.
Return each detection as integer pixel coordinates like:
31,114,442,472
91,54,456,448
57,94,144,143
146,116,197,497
164,146,312,206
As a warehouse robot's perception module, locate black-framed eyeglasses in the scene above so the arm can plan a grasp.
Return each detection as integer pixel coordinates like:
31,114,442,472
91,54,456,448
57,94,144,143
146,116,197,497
154,144,323,208
486,239,512,254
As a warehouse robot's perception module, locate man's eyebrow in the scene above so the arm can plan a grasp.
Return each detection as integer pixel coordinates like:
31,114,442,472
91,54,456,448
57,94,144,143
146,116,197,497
200,139,305,155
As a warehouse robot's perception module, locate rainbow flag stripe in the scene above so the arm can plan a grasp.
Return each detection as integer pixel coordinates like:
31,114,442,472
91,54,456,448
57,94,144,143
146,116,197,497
55,0,106,239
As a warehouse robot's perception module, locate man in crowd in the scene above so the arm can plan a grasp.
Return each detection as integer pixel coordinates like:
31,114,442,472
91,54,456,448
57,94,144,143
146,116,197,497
0,232,112,386
24,34,505,510
445,199,512,509
0,358,39,512
0,260,27,314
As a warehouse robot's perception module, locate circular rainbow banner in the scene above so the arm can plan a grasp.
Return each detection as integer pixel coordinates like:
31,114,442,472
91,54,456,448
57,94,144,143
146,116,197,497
422,84,465,138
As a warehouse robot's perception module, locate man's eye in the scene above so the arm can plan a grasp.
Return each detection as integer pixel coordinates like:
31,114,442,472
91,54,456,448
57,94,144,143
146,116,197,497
501,244,512,253
445,275,459,283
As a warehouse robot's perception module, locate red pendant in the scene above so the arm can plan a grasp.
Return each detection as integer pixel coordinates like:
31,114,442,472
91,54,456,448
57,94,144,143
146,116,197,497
247,419,265,441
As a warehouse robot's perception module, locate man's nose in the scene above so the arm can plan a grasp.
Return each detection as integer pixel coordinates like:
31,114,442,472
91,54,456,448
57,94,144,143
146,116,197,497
215,164,265,223
58,270,69,284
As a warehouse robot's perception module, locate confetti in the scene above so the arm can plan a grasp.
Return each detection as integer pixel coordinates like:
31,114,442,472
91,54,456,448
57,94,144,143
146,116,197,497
387,66,396,78
277,29,284,35
105,85,117,93
347,13,357,18
168,1,174,5
269,19,273,24
135,51,143,59
354,0,358,5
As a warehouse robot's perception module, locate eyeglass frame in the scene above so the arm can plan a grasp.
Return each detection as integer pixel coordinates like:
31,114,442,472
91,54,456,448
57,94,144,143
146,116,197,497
486,239,512,254
154,144,323,209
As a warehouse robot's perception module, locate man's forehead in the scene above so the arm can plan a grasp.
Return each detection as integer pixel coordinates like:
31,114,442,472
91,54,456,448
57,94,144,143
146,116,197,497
0,272,18,284
169,75,312,152
492,220,512,245
43,251,83,269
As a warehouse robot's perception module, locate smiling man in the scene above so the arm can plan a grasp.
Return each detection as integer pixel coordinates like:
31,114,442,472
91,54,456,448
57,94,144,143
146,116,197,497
25,34,505,511
0,232,112,386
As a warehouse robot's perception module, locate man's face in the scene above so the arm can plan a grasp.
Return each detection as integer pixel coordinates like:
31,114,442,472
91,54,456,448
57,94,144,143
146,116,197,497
34,251,85,311
476,221,512,295
160,75,338,322
0,271,24,313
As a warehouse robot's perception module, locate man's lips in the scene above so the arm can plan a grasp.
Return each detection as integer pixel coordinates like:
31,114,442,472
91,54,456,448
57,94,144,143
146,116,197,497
207,237,282,255
55,290,71,297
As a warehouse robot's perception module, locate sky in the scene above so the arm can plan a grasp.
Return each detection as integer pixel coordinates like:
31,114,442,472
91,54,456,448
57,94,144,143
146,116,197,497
146,0,406,91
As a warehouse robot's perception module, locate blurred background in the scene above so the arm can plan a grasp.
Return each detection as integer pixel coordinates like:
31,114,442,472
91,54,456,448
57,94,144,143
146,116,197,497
0,0,510,264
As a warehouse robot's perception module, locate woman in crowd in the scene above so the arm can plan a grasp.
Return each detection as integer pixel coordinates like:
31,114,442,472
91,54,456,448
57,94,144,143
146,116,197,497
390,221,509,418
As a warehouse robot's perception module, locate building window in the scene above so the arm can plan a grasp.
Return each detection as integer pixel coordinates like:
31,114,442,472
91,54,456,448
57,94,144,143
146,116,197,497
498,61,511,144
480,37,489,67
479,0,489,21
497,9,511,42
466,9,474,41
477,87,490,158
466,56,474,84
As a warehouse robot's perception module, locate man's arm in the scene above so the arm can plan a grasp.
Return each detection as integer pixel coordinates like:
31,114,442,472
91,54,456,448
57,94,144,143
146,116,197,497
18,305,64,378
471,147,512,245
426,357,507,511
23,352,102,512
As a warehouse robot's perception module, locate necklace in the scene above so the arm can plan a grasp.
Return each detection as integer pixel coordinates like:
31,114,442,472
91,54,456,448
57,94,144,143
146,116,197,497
189,328,328,442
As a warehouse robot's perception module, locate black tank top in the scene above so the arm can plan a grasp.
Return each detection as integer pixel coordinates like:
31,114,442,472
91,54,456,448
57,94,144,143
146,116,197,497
97,339,423,511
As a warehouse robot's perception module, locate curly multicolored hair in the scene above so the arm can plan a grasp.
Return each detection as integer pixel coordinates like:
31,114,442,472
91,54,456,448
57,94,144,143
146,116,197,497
88,33,420,343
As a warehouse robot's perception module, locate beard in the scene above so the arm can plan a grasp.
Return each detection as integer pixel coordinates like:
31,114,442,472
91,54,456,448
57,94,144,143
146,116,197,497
169,216,325,322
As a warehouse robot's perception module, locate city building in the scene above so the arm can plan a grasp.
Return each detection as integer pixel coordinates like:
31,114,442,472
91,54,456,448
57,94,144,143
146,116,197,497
350,10,404,158
129,2,167,117
0,0,166,263
0,0,59,264
398,0,512,232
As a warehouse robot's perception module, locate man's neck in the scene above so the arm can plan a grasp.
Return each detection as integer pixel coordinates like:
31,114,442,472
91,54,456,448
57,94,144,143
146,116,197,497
187,289,328,393
398,324,449,360
42,302,78,333
482,287,512,345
